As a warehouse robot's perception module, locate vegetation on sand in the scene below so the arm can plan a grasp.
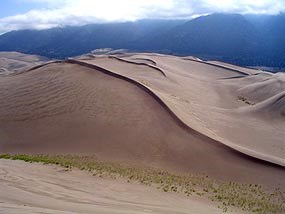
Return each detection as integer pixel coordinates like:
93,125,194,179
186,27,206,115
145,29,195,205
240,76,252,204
238,95,255,105
0,154,284,214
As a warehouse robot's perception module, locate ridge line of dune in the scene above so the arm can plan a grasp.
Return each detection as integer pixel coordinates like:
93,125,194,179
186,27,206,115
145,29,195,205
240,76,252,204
183,58,252,76
132,57,157,65
62,59,284,168
108,56,167,77
5,60,63,77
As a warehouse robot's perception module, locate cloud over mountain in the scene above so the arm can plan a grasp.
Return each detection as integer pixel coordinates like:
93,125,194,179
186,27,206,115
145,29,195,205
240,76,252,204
0,0,283,34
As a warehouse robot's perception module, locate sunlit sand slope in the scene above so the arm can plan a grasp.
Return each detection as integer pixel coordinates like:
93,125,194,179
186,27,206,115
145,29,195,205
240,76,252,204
0,53,284,190
0,159,228,214
77,54,285,166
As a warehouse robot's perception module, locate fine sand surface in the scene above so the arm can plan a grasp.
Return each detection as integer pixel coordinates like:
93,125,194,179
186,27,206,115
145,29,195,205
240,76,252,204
0,159,228,214
0,52,284,191
76,54,285,165
0,51,48,75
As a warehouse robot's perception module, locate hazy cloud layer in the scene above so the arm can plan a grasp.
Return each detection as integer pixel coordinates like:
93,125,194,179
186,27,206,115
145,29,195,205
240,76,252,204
0,0,284,34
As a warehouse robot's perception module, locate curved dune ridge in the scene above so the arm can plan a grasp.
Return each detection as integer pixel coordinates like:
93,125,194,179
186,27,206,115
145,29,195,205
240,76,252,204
107,56,167,77
0,52,285,190
77,53,285,166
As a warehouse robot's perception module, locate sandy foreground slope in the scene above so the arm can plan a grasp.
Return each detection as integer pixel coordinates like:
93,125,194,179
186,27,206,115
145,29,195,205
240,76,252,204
0,52,284,191
0,159,230,214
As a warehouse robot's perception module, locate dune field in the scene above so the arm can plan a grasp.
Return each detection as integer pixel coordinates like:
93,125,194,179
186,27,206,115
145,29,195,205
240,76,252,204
0,52,48,76
0,51,284,213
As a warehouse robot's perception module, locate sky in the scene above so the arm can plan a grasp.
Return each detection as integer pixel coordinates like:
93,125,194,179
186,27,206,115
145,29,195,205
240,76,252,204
0,0,284,34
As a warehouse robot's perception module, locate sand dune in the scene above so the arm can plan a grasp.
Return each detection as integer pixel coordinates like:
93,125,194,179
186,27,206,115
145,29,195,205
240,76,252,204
77,53,285,166
0,51,48,75
0,52,284,191
237,73,285,103
207,60,260,75
241,91,285,117
0,159,227,214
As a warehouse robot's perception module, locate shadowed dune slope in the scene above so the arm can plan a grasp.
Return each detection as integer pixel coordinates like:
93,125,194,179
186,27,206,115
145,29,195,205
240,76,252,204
238,73,285,102
77,54,285,166
0,61,284,190
240,91,285,118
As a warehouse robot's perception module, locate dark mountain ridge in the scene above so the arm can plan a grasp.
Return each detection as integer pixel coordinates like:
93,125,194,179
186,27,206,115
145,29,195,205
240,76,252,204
0,13,284,68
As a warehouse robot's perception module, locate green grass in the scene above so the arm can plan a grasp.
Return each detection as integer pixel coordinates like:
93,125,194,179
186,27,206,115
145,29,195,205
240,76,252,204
1,154,284,214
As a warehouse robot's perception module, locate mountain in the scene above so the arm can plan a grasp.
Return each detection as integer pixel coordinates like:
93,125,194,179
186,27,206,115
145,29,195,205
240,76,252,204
144,14,258,57
244,13,285,67
0,13,284,68
0,19,186,59
145,13,285,68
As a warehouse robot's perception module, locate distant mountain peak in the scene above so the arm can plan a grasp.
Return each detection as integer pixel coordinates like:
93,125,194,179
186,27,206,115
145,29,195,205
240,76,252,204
0,14,284,68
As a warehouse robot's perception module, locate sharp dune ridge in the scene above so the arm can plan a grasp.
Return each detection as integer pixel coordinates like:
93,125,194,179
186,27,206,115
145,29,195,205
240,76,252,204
107,56,167,77
0,52,285,191
68,58,285,167
75,53,285,166
206,61,261,75
182,58,252,76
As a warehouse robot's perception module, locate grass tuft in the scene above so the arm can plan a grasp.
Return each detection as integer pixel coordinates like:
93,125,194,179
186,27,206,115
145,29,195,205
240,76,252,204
1,154,284,214
238,95,255,105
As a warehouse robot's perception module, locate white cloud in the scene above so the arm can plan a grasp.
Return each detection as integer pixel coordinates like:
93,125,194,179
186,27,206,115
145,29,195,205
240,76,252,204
203,0,283,14
0,0,283,34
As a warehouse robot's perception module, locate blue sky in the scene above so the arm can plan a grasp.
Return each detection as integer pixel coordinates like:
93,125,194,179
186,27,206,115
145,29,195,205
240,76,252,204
0,0,46,18
0,0,284,34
